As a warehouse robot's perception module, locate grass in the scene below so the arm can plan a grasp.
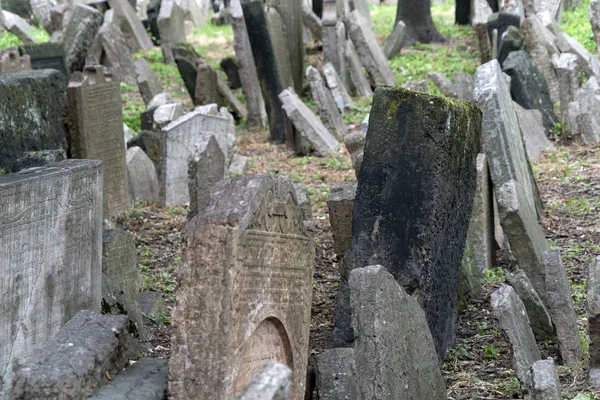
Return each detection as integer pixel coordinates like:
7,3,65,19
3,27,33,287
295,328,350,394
561,0,596,54
0,28,50,49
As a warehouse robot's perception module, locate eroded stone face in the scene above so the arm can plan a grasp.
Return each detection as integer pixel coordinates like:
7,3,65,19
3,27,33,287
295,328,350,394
169,175,314,400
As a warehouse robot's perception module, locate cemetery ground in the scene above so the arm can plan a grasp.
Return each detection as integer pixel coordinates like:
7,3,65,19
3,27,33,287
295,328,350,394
1,1,593,399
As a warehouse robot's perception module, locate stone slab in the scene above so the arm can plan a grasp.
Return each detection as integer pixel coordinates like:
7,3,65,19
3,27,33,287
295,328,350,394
63,4,103,73
590,256,600,386
158,0,187,64
344,39,372,98
0,161,103,398
530,358,562,400
384,20,407,60
235,363,292,400
514,102,554,160
135,58,163,106
108,0,154,52
90,358,168,400
306,66,346,140
95,21,137,84
2,11,35,44
188,135,225,218
0,47,30,75
327,183,356,264
323,62,354,113
315,348,358,400
18,43,68,80
126,146,160,203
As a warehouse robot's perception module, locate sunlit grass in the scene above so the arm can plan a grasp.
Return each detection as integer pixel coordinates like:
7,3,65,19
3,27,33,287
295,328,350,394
0,28,50,49
561,0,596,54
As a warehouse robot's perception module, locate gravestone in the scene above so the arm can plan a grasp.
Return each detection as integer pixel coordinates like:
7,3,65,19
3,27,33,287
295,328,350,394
48,3,72,34
292,183,312,221
384,20,407,60
491,285,541,383
306,66,346,140
63,4,103,73
279,88,340,157
315,349,359,400
570,77,600,144
322,0,340,81
552,52,584,119
473,0,493,63
265,5,294,90
454,72,474,102
169,175,315,400
302,5,322,41
1,0,30,19
514,102,554,160
502,51,556,133
173,43,201,99
474,60,549,300
30,0,52,31
0,160,103,399
0,47,30,75
332,87,482,360
497,25,524,66
195,59,248,120
11,311,131,400
347,10,395,87
94,21,137,84
344,40,373,98
229,153,248,176
529,44,560,105
108,0,154,53
231,0,267,128
158,0,187,64
350,265,447,399
235,363,292,400
135,58,163,105
487,12,521,47
428,71,458,98
101,229,144,344
18,43,68,79
2,11,35,44
327,183,356,266
0,69,65,172
67,57,130,218
126,146,160,203
220,56,242,89
556,31,600,78
243,1,294,145
188,135,225,218
343,130,365,178
530,359,562,400
323,62,354,113
589,256,600,387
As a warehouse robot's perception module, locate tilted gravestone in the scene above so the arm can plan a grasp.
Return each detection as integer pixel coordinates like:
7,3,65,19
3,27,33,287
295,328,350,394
0,47,30,75
530,359,562,400
18,43,68,80
93,21,137,84
173,43,201,100
0,69,65,172
332,87,482,360
126,146,160,203
63,4,103,73
264,5,294,90
0,160,103,399
67,57,130,218
107,0,154,53
306,66,346,140
187,135,225,218
345,39,373,98
169,175,315,400
315,349,359,400
2,11,35,44
158,0,187,64
514,102,555,161
135,58,163,106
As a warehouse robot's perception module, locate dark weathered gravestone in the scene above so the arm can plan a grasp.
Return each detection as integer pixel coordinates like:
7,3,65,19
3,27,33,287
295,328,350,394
12,149,66,172
0,69,66,172
0,160,103,399
220,56,242,89
243,1,293,145
18,43,68,80
502,50,556,134
93,21,137,84
589,256,600,387
332,87,482,360
497,25,524,65
67,57,130,218
158,0,187,63
173,43,200,101
169,176,314,400
135,58,163,105
487,11,521,46
108,0,154,53
1,0,31,19
63,4,103,73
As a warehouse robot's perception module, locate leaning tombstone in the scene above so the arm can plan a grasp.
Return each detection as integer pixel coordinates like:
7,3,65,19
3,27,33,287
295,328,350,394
514,102,555,160
344,39,373,98
188,135,225,218
67,57,130,218
322,0,340,80
2,11,35,44
332,87,482,360
173,43,201,99
306,66,346,139
63,4,103,73
169,175,315,400
264,4,294,90
427,71,458,98
384,20,407,60
107,0,154,53
323,62,354,113
552,52,584,119
0,160,103,399
158,0,187,64
530,358,562,400
126,146,160,203
93,21,137,84
529,44,560,105
135,58,163,105
350,265,447,399
18,42,68,80
556,31,600,78
589,256,600,387
0,47,30,75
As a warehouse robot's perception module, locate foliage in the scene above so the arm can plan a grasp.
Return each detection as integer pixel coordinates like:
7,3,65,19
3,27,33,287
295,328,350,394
0,28,50,49
561,0,596,54
149,312,171,325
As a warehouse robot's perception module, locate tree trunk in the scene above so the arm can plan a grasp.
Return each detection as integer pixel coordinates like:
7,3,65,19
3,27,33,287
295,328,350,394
455,0,471,25
395,0,445,44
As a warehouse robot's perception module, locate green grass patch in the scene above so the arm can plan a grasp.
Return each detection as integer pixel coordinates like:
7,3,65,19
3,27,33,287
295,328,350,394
0,28,50,49
561,0,596,54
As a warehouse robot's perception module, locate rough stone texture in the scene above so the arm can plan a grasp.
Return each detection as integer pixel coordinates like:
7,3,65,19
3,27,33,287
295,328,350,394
243,1,293,144
48,3,72,34
402,80,429,92
63,4,103,73
101,229,144,344
522,14,559,57
505,269,554,341
292,182,312,221
173,44,200,100
135,58,163,105
302,5,322,41
502,51,556,133
491,285,541,383
306,66,346,139
0,69,66,172
265,6,293,90
0,160,102,399
530,358,562,400
159,107,234,205
169,176,314,400
235,363,292,400
67,57,129,218
556,31,600,78
315,349,358,400
154,103,184,129
542,250,582,365
454,71,474,102
158,0,187,64
347,10,395,87
458,154,493,310
94,21,137,84
108,0,154,53
590,0,600,54
229,153,248,176
11,311,132,400
188,135,225,218
332,87,482,360
140,291,167,320
12,149,66,172
323,62,354,113
2,11,35,44
344,39,373,98
89,358,168,400
428,71,458,98
220,56,242,89
344,131,365,178
18,42,68,79
473,0,493,63
474,60,549,298
321,0,342,86
196,60,248,120
29,0,52,30
570,77,600,144
0,47,30,75
231,0,267,128
589,256,600,387
514,102,555,160
529,44,560,105
498,26,524,67
327,183,356,265
279,88,340,157
384,20,407,60
552,52,584,119
350,265,447,399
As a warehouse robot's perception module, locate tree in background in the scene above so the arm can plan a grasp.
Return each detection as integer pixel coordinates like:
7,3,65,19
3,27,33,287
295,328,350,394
395,0,446,43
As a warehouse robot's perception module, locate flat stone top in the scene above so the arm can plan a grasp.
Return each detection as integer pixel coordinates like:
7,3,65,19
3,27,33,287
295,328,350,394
0,68,61,85
0,160,102,187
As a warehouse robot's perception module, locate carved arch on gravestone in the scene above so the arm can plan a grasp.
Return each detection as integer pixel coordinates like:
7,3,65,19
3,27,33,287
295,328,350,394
233,317,294,396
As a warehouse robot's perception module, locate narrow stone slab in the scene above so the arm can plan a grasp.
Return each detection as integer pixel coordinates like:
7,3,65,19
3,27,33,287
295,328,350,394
0,160,103,399
18,42,68,79
556,31,600,78
158,0,187,64
11,311,132,400
302,5,322,41
94,21,137,84
316,349,359,400
514,102,555,161
229,153,248,176
344,39,373,98
347,10,395,87
188,135,225,218
350,265,447,399
522,14,559,57
344,130,365,178
589,256,600,387
332,87,482,359
454,72,474,102
327,182,357,265
235,363,292,400
570,77,600,144
529,44,561,105
530,358,562,400
552,52,584,120
126,146,160,203
384,20,407,60
428,71,458,98
323,62,354,113
491,285,541,383
107,0,153,53
169,176,314,400
63,4,103,73
89,358,168,400
2,11,35,44
279,88,340,156
292,182,312,221
306,66,346,140
135,58,163,105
